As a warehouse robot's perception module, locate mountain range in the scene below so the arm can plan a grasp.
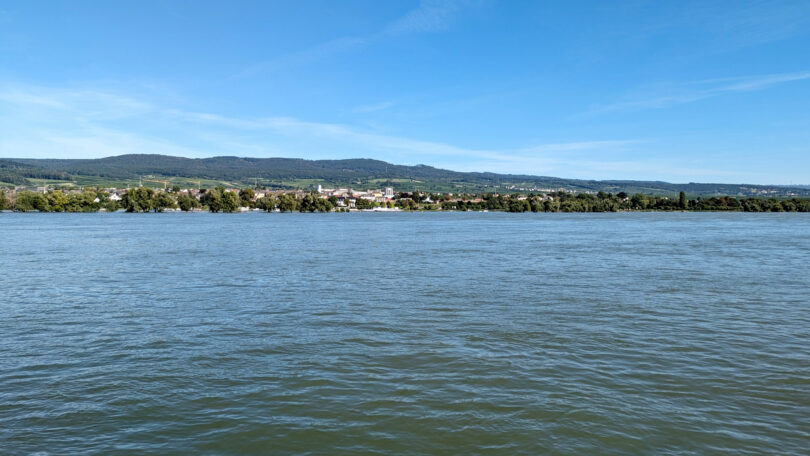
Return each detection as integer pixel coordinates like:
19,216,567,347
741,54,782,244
2,154,808,197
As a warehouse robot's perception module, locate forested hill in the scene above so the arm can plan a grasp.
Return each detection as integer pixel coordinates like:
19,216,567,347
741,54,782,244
3,154,809,197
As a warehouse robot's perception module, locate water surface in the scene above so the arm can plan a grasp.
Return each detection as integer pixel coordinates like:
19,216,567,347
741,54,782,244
1,212,809,454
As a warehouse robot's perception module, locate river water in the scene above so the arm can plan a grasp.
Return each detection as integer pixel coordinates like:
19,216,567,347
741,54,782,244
1,212,808,455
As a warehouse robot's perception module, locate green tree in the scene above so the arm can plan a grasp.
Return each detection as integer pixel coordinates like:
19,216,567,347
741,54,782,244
239,188,255,207
14,191,50,212
630,193,647,210
300,193,333,212
47,190,70,212
176,193,201,211
507,198,530,212
153,192,177,212
201,186,241,212
122,187,156,212
103,200,119,212
202,187,223,212
70,190,101,212
257,195,278,211
679,191,687,209
221,191,241,212
277,193,299,212
29,192,49,211
354,197,375,209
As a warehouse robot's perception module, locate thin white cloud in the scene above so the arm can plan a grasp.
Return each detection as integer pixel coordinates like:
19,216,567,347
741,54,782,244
519,140,642,154
235,1,477,79
723,71,810,91
178,113,639,166
235,36,366,79
2,87,760,180
0,84,639,178
591,71,810,114
352,101,395,113
385,0,471,35
0,85,153,118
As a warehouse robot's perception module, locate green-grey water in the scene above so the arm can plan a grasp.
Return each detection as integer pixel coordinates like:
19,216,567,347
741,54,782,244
1,212,809,455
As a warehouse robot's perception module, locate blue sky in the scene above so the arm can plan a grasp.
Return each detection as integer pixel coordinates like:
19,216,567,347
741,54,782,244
1,0,809,184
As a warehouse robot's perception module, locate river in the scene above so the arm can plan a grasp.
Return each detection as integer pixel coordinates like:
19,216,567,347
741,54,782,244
1,212,808,454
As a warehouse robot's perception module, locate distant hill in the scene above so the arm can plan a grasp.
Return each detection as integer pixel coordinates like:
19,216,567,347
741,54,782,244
0,159,72,186
2,154,809,197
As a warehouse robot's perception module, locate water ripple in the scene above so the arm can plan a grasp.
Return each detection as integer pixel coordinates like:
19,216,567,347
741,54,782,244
1,213,809,455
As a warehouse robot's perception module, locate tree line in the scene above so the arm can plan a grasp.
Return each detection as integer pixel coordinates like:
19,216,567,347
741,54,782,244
2,188,810,213
459,191,810,213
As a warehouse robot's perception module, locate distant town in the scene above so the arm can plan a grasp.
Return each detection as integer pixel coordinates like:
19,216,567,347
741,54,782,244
2,182,810,213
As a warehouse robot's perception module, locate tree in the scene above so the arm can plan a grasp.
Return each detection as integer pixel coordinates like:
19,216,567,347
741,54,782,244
679,191,687,209
256,195,278,211
299,192,334,212
630,193,647,210
47,190,70,212
354,198,375,209
300,193,317,212
201,187,223,212
277,193,299,212
780,200,797,212
507,198,530,212
239,188,255,207
221,191,241,212
70,190,102,212
14,191,50,212
122,187,155,212
0,190,7,210
397,198,417,210
201,186,241,212
153,192,177,212
103,200,119,212
176,193,200,211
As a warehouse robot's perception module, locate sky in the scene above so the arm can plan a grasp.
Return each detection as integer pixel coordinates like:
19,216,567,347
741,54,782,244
1,0,809,184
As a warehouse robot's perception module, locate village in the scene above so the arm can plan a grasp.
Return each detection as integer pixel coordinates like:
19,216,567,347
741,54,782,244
1,181,568,213
3,181,807,213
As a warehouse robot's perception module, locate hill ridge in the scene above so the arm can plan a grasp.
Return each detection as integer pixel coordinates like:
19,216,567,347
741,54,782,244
2,154,808,197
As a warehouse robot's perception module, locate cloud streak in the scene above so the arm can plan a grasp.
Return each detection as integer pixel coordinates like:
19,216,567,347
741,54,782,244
0,84,643,178
385,0,471,35
352,101,395,113
590,71,810,114
235,0,476,79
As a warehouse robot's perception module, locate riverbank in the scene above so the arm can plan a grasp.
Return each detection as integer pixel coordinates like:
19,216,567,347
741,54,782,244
3,187,810,213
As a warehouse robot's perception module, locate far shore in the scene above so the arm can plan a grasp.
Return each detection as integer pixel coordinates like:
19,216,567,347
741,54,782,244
2,186,809,213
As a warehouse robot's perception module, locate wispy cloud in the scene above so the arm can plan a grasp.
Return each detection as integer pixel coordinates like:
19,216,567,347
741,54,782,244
352,101,395,113
0,86,153,116
7,85,766,181
235,36,366,79
385,0,472,35
692,0,810,52
519,140,642,154
235,0,477,79
0,84,642,179
590,71,810,114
